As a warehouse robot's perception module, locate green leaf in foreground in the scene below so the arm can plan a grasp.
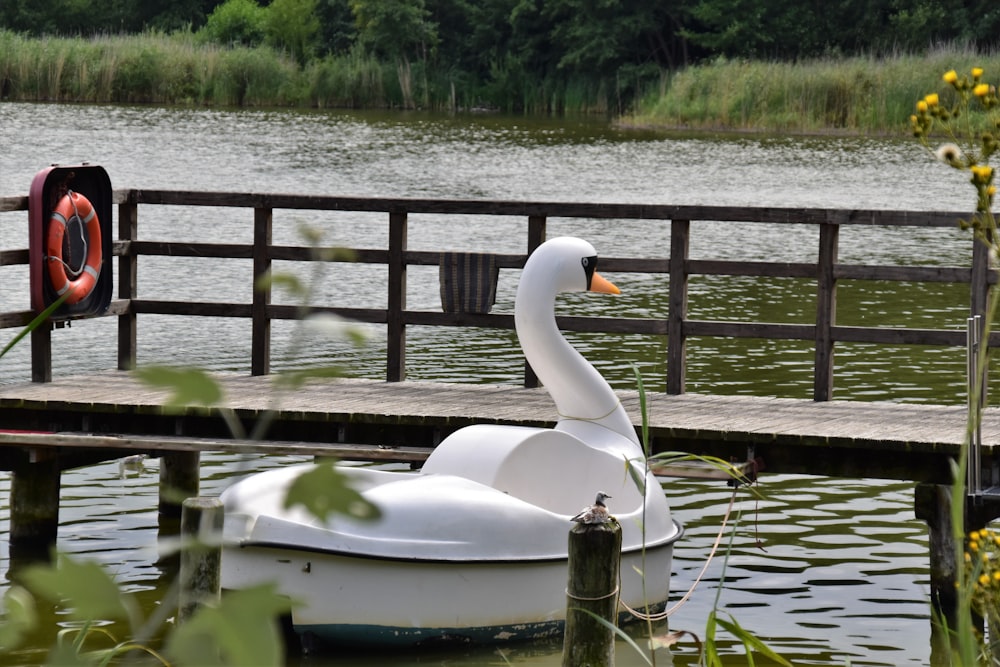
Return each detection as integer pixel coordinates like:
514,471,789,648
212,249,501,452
283,462,381,523
0,291,71,360
714,613,793,667
574,609,652,666
133,366,223,408
164,583,295,667
0,586,37,651
19,554,139,628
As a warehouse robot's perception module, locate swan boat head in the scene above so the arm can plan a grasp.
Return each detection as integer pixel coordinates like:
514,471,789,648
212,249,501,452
514,236,641,457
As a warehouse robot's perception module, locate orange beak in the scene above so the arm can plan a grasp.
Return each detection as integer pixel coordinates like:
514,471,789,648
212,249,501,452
589,271,620,295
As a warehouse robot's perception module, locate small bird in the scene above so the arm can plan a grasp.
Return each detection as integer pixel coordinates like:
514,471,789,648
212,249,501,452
118,453,148,478
571,492,612,524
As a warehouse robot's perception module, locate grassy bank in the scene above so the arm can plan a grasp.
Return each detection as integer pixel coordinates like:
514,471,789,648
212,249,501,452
0,29,631,112
0,30,392,107
627,48,1000,135
3,29,998,134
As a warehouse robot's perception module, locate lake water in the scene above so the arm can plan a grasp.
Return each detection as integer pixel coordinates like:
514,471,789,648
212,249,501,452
0,102,989,665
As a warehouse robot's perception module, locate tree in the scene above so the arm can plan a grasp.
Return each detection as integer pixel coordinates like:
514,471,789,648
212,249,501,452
315,0,356,55
0,0,115,35
200,0,266,46
264,0,321,64
348,0,438,61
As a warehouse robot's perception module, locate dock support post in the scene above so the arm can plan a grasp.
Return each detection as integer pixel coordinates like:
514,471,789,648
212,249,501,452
9,454,61,560
563,520,621,667
159,451,201,518
915,484,959,630
914,483,994,661
179,497,224,623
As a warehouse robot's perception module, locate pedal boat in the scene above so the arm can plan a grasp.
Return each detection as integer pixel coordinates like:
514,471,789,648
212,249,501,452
219,237,684,648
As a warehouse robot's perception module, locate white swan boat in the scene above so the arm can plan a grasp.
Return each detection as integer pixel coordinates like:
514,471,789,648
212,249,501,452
219,237,684,649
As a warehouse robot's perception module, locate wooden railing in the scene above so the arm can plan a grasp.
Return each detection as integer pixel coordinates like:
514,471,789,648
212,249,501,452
0,190,988,399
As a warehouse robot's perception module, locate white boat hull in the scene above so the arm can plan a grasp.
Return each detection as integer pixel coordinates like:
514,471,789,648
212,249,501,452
221,525,682,648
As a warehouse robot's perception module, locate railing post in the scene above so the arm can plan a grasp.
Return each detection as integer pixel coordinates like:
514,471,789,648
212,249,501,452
814,221,839,401
117,195,138,371
30,325,52,383
666,219,690,395
387,211,408,382
971,232,991,320
971,233,991,401
251,206,273,376
523,215,547,388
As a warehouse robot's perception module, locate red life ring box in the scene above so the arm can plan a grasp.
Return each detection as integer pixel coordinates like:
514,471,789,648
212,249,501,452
28,164,113,319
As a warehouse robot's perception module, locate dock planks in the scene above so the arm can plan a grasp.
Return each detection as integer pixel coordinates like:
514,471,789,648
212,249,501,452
0,370,992,484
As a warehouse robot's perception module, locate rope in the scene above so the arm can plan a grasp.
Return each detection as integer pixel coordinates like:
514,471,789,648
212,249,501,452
557,398,623,423
46,190,88,278
566,584,620,602
620,485,739,622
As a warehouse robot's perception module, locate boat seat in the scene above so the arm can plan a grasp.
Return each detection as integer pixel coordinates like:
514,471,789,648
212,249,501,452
422,424,643,515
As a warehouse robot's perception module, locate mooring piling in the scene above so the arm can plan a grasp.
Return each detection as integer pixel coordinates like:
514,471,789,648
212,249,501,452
9,454,61,561
563,519,622,667
159,451,201,518
178,496,224,623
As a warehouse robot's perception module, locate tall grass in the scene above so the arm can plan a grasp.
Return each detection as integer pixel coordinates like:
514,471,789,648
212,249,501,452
0,30,390,107
629,47,1000,134
5,29,998,129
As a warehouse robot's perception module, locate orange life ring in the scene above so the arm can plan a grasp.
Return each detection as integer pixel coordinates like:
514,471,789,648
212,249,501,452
46,191,102,305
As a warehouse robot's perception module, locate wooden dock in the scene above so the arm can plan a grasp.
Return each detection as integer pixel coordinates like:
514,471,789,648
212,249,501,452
0,370,992,485
3,188,998,636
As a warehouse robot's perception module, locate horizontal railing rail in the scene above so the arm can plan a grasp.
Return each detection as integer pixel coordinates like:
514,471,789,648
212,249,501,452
0,190,988,399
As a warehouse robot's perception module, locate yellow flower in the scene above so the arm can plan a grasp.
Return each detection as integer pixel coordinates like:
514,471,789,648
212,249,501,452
992,571,1000,582
972,165,994,181
925,93,940,106
973,67,984,79
970,540,980,551
975,83,990,98
917,100,928,112
989,185,997,197
980,573,991,586
944,70,958,84
981,528,992,539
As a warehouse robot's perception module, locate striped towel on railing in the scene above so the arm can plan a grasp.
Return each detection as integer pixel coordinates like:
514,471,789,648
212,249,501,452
439,252,499,314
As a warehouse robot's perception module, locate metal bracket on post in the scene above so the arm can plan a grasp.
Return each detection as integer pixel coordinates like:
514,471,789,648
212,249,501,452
968,314,985,497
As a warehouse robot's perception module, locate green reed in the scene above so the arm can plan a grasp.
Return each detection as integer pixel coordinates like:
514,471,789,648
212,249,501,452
0,30,371,109
0,29,657,113
8,29,999,126
629,47,1000,134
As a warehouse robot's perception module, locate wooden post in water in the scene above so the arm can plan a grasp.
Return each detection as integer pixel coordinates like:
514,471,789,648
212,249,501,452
563,520,621,667
915,483,965,661
178,496,224,623
9,454,61,560
159,451,201,518
915,484,959,622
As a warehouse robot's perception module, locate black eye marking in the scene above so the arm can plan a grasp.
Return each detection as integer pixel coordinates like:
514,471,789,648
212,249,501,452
582,255,598,289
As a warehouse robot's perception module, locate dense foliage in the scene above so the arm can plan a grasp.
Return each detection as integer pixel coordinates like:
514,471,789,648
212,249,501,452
2,0,999,113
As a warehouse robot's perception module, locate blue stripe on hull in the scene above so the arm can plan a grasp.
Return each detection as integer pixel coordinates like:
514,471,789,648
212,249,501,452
295,604,666,650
